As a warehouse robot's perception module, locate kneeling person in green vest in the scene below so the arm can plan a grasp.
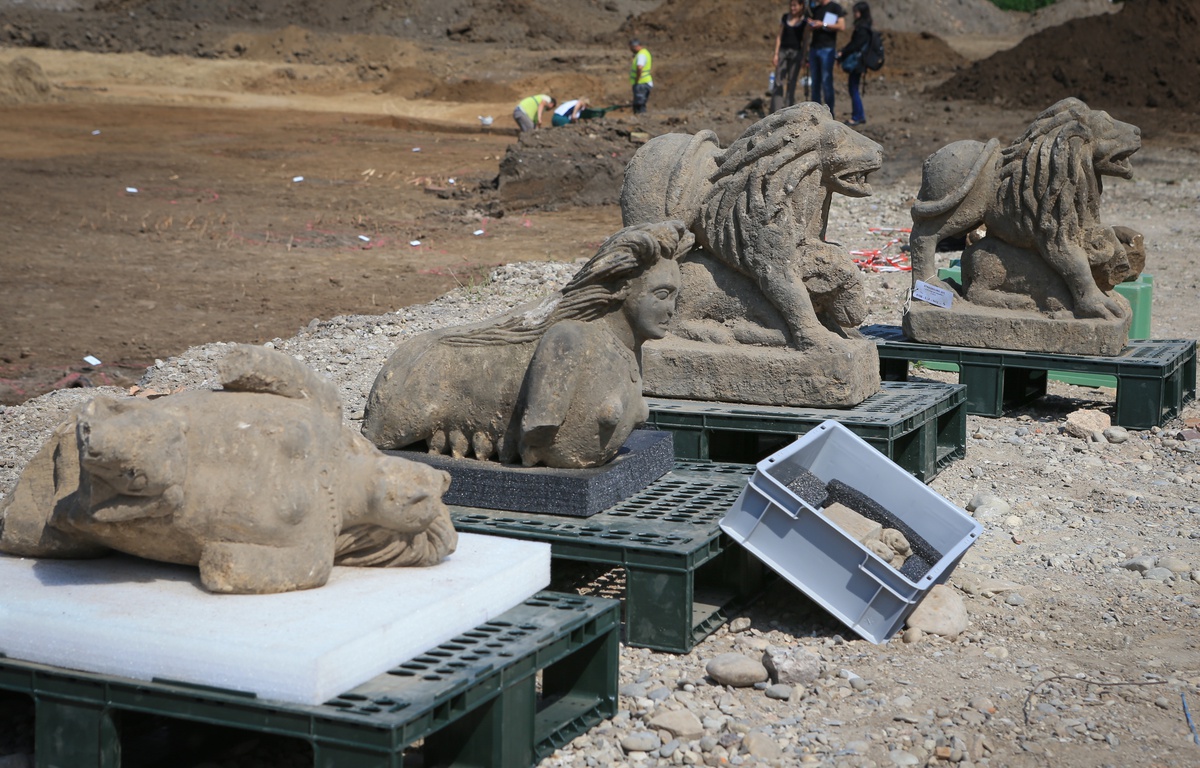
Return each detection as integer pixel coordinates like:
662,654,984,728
513,94,556,132
629,39,652,114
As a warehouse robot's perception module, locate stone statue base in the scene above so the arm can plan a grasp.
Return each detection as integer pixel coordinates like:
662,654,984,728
903,297,1132,356
392,430,675,517
642,336,881,408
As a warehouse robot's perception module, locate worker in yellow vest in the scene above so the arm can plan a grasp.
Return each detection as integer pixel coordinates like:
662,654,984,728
513,94,556,132
628,39,653,114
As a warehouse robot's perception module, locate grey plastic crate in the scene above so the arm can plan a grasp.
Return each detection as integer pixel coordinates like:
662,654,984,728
721,421,981,643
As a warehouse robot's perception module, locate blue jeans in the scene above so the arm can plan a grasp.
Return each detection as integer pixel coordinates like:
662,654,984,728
848,70,865,123
809,46,836,113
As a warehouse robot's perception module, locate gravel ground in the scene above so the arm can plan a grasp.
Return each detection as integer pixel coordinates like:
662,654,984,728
2,175,1199,767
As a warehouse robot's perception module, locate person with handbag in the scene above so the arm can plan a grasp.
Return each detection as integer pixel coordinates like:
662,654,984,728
771,0,810,113
836,1,872,126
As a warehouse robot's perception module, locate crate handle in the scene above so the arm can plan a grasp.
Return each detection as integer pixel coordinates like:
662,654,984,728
856,559,918,604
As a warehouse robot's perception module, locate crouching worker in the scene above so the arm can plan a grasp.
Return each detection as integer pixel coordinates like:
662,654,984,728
552,98,591,126
513,93,556,132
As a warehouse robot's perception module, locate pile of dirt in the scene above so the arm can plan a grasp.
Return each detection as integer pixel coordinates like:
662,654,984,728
495,122,648,211
933,0,1200,131
625,0,1021,46
494,109,772,212
0,55,53,105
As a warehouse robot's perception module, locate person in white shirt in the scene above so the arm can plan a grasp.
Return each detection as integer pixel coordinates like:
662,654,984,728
552,98,590,126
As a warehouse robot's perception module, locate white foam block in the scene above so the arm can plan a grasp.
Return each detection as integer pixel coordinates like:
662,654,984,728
0,533,549,705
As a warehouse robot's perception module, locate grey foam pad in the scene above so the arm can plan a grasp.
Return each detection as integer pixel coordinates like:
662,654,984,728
389,429,675,517
782,465,828,508
822,479,942,580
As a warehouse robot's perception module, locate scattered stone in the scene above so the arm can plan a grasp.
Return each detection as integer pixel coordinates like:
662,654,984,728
1063,409,1111,439
1005,592,1026,606
648,709,704,741
728,616,752,633
764,683,793,701
1156,555,1191,573
1142,567,1173,580
1121,555,1157,573
743,731,783,760
845,740,871,755
621,731,662,754
1103,426,1130,444
888,749,920,766
966,492,1010,515
907,584,969,637
762,647,822,687
707,652,769,687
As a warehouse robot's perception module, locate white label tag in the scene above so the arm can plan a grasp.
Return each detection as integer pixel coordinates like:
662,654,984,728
913,280,954,309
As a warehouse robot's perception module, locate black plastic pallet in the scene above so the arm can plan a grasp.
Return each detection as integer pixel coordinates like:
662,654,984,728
0,592,618,768
644,381,967,482
452,462,764,654
863,325,1197,429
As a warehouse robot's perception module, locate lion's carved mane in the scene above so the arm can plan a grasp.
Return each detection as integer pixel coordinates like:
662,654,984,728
621,103,883,348
909,97,1142,320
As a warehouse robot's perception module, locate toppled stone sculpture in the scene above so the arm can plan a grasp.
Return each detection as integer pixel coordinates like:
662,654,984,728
906,98,1143,355
0,345,456,594
362,221,691,468
620,103,884,407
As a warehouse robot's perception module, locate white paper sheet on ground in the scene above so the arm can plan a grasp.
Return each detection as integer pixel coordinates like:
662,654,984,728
0,533,549,705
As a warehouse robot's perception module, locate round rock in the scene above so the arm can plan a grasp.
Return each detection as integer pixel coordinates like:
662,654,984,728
1156,555,1191,573
621,731,662,754
648,708,705,741
743,731,782,760
906,584,969,638
706,652,769,687
764,683,793,701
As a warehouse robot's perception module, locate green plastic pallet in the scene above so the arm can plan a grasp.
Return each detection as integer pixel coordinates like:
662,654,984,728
452,462,764,654
864,325,1197,429
0,592,618,768
644,381,966,482
936,269,1156,388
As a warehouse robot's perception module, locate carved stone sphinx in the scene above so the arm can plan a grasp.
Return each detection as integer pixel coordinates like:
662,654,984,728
362,221,691,468
0,345,457,594
905,98,1144,355
620,103,884,407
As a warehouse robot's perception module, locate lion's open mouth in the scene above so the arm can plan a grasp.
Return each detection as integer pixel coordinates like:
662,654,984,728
1098,146,1138,179
830,164,879,197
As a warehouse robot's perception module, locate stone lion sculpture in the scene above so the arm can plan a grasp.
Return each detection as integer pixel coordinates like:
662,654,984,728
0,346,457,594
909,97,1142,320
621,103,884,349
362,221,691,468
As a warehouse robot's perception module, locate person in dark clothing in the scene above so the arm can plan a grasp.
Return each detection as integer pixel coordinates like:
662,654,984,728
771,0,809,113
806,0,846,115
837,1,872,126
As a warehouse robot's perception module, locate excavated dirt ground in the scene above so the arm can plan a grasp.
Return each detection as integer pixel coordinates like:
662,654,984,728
2,0,1196,403
2,4,1200,768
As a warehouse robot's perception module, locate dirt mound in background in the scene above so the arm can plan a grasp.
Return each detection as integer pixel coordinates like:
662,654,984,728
0,56,53,105
933,0,1200,131
624,0,1021,45
494,110,762,212
496,124,636,211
